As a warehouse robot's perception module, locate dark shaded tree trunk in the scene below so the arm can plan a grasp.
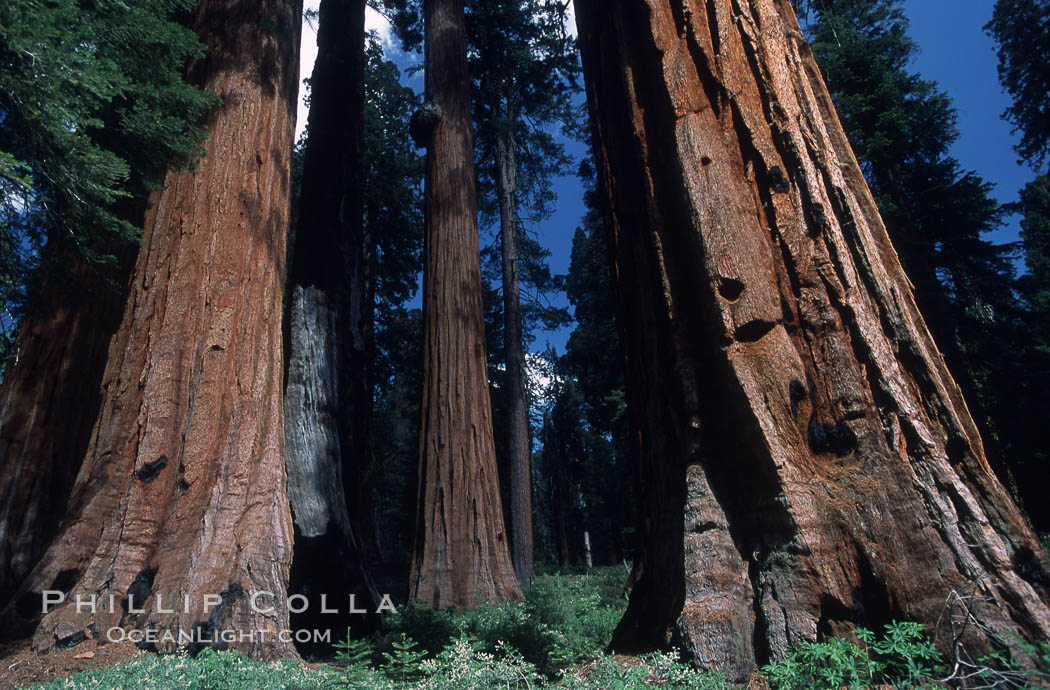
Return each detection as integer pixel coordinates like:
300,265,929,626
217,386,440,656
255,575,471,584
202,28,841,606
1,0,303,658
0,249,129,608
575,0,1050,682
541,410,572,569
409,0,522,608
495,128,534,585
284,0,380,644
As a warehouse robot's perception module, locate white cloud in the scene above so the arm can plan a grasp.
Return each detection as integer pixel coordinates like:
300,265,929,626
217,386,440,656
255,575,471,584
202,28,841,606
365,6,396,50
526,352,557,408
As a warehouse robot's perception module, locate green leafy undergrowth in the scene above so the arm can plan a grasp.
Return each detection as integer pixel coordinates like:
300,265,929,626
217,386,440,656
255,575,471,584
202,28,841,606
28,647,336,689
384,566,628,673
560,652,729,690
762,620,945,689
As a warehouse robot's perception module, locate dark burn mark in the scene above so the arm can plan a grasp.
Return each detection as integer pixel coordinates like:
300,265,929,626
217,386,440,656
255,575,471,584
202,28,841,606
701,155,713,166
136,633,158,652
807,415,858,456
51,569,79,594
16,569,81,620
718,277,745,302
789,379,806,419
735,319,776,343
186,583,245,656
691,521,721,534
138,455,168,483
15,591,41,620
780,295,795,325
809,203,828,235
946,436,969,462
57,630,86,649
1014,547,1050,589
123,568,156,615
769,166,790,193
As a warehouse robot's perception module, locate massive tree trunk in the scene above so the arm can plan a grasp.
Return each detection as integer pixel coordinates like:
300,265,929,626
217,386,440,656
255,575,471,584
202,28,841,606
284,0,380,643
1,0,302,658
409,0,522,609
495,127,535,586
576,0,1050,681
0,250,129,608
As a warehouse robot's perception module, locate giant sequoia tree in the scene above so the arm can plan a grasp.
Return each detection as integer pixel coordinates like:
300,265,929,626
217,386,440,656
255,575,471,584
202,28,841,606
409,0,522,608
575,0,1050,681
284,0,380,639
467,0,578,585
805,0,1023,514
0,0,215,606
1,0,302,658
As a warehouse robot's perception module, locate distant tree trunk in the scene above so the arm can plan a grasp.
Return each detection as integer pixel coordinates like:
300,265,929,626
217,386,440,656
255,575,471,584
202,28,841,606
1,0,303,658
495,126,535,585
0,249,129,608
542,411,572,569
284,0,380,642
576,0,1050,682
410,0,522,608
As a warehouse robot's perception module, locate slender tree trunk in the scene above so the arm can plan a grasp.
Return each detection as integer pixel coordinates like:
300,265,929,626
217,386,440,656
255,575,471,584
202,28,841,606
576,0,1050,681
542,411,572,569
284,0,380,642
495,127,535,585
0,249,129,608
1,0,303,658
409,0,522,608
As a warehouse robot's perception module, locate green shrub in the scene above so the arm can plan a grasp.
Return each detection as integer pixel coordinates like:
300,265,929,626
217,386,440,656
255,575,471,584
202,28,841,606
559,651,729,690
384,566,628,674
526,569,627,662
416,638,542,690
762,621,945,689
964,632,1050,687
29,648,337,689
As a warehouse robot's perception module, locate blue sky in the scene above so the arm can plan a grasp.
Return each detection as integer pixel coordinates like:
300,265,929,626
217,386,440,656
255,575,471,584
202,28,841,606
297,0,1036,356
902,0,1036,245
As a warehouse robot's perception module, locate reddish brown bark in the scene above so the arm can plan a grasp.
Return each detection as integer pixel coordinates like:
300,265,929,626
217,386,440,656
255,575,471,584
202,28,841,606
2,0,302,658
409,0,523,609
0,252,128,608
576,0,1050,681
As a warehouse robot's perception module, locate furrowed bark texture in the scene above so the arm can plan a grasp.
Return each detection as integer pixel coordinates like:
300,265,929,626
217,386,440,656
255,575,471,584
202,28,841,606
2,0,302,658
284,0,380,641
0,252,128,608
495,130,535,585
410,0,523,608
576,0,1050,681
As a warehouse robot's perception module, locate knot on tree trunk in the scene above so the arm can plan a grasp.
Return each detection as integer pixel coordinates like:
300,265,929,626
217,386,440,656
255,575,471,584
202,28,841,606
410,103,442,148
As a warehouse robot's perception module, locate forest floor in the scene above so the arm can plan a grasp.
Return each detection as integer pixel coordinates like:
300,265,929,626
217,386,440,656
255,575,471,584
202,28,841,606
2,566,1030,688
0,566,714,689
0,637,140,689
